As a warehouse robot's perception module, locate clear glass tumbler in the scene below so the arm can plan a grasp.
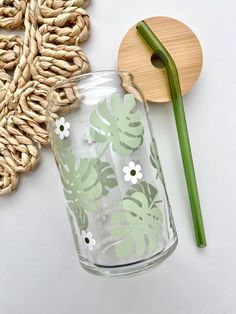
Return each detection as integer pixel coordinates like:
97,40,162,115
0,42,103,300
46,70,177,277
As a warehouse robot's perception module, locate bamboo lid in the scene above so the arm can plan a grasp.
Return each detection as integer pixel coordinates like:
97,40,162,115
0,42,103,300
118,16,203,102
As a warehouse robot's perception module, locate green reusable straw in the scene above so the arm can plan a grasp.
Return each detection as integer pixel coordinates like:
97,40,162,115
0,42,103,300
136,20,206,247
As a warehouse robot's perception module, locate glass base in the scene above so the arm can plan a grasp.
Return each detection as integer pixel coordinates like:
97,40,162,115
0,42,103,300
80,236,178,278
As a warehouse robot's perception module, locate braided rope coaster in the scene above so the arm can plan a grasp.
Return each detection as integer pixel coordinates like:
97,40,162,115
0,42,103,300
0,0,90,195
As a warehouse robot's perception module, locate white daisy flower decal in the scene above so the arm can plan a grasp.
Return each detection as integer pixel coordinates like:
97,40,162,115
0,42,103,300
123,161,143,184
55,117,71,140
81,230,96,251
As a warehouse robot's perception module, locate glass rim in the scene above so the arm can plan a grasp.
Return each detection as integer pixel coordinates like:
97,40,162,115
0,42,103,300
48,70,133,92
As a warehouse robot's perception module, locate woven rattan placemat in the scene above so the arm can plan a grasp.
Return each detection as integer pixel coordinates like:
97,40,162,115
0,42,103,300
0,0,90,195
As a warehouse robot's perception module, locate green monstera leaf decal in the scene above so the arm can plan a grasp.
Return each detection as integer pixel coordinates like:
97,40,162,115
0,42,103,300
89,94,144,156
90,158,118,195
53,136,118,229
61,158,103,211
150,140,164,183
111,182,163,257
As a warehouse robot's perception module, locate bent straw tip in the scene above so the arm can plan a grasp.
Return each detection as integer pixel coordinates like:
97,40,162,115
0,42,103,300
136,20,146,30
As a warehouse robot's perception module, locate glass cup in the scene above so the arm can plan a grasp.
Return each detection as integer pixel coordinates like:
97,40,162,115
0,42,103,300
46,70,177,277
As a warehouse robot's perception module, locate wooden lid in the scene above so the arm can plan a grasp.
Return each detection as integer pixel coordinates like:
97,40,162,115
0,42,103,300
118,16,203,102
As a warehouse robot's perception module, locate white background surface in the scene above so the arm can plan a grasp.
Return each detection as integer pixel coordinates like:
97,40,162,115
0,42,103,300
1,0,236,313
